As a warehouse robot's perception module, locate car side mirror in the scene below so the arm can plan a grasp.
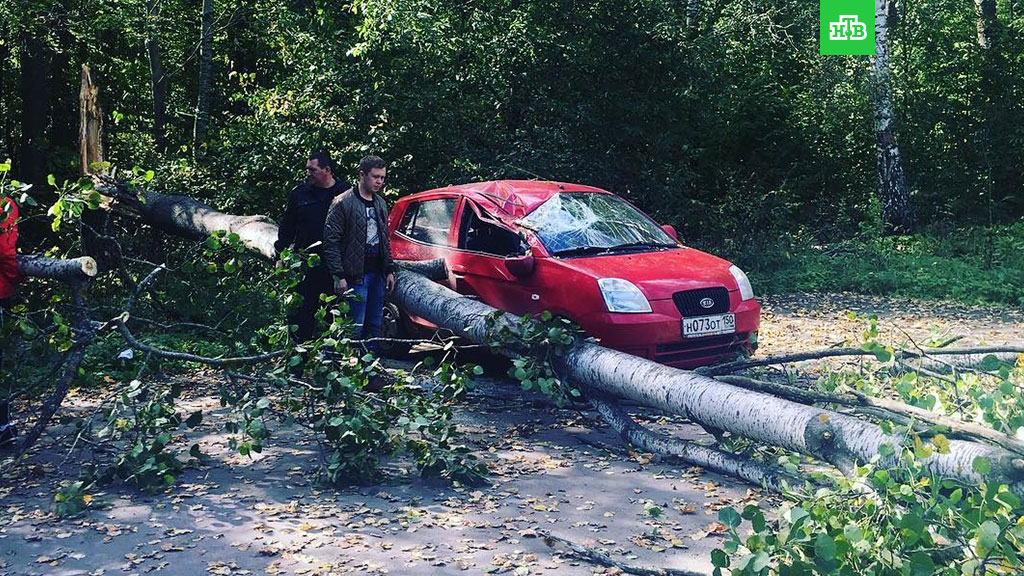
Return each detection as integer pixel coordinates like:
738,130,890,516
661,224,679,242
504,254,535,278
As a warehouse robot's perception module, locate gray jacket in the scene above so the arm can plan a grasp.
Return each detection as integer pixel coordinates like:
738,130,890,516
323,188,394,285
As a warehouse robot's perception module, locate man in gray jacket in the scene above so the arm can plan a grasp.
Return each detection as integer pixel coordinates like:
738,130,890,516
323,155,395,352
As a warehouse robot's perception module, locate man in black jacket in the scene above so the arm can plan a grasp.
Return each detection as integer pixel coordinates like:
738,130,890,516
275,150,345,342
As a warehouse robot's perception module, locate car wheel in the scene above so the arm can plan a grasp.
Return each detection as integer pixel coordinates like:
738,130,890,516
379,301,412,358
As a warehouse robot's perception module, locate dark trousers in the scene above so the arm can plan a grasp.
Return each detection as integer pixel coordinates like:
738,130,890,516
288,264,334,343
347,272,386,353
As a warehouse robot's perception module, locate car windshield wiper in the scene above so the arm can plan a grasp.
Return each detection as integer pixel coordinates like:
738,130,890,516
552,245,618,257
604,241,678,252
553,242,677,257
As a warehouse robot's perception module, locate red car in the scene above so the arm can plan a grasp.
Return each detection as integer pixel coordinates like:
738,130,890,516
385,180,760,368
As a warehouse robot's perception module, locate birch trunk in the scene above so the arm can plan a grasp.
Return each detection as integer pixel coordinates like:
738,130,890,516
975,0,998,49
685,0,700,36
96,179,279,260
193,0,215,153
392,268,1024,491
17,255,97,282
872,0,915,232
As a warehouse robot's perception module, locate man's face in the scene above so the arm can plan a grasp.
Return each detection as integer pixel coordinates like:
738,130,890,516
305,159,332,187
360,167,387,194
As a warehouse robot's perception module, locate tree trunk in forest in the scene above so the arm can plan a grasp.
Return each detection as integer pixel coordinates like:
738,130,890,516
146,0,169,152
18,35,52,184
90,183,1024,492
975,0,998,49
79,65,103,175
193,0,215,155
872,0,915,232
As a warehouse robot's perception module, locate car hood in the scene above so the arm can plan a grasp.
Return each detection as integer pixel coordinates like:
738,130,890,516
547,247,739,300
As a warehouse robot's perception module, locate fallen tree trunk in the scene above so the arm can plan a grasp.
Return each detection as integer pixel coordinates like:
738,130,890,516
17,255,97,282
92,180,1024,491
95,177,279,260
392,269,1024,491
590,394,799,492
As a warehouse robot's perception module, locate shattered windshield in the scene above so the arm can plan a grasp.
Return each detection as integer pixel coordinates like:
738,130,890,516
521,192,677,256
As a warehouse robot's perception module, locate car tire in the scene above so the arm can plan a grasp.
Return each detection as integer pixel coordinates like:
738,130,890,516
379,301,412,358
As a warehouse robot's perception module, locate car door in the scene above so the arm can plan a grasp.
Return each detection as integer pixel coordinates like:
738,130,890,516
390,196,460,328
391,196,459,265
448,200,541,316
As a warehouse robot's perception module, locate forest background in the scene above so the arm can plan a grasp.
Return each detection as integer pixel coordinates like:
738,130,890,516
1,0,1023,307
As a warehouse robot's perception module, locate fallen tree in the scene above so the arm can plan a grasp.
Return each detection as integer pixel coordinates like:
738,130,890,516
391,267,1024,491
16,255,97,282
74,177,1024,492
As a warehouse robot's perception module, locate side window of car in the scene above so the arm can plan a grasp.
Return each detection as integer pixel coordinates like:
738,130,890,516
399,198,457,246
459,206,526,257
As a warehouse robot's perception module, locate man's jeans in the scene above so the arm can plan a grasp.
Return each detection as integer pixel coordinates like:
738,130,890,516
348,272,386,353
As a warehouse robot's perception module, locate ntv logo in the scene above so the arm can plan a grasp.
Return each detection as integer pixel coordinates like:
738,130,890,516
820,0,873,54
829,15,868,41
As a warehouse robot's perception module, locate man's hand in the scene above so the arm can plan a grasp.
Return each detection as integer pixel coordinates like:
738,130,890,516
274,259,284,269
334,278,348,295
386,273,396,293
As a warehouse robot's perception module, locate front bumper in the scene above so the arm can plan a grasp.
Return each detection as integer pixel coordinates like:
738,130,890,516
578,296,761,369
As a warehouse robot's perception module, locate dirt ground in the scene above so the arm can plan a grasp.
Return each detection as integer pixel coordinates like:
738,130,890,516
1,293,1021,576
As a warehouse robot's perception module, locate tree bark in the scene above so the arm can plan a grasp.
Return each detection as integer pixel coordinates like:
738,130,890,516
193,0,215,154
872,0,915,232
146,0,169,152
16,255,98,282
975,0,998,49
591,394,798,491
96,178,279,260
79,65,103,175
685,0,700,37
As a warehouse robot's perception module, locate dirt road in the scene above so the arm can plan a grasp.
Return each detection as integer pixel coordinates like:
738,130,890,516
1,293,1020,576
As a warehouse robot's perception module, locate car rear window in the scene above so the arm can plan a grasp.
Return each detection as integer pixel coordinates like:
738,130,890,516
397,198,458,246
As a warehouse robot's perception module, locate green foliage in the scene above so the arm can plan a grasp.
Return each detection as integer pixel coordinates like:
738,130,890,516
95,379,200,490
740,224,1024,307
713,446,1024,576
53,480,95,518
487,310,583,407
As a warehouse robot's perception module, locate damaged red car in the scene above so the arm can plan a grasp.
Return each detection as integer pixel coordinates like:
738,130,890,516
385,180,760,368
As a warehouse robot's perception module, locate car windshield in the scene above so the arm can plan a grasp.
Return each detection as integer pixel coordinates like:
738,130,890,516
520,192,677,256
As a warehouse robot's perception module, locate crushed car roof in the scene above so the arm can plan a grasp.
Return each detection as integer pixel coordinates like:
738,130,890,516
412,180,611,218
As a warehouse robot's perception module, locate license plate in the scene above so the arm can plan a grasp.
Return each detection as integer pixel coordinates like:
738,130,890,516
682,313,736,338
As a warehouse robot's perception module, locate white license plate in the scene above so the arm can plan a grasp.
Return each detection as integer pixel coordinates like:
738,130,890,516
682,313,736,338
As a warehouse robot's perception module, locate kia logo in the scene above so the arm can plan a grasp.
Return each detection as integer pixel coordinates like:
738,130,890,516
700,297,715,309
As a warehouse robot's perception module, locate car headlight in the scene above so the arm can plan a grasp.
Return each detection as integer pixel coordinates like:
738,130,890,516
729,265,755,301
598,278,652,313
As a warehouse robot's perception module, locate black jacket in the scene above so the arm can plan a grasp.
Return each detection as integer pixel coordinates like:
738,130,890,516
274,181,344,259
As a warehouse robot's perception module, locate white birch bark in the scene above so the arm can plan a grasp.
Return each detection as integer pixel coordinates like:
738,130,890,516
872,0,915,231
392,268,1024,491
